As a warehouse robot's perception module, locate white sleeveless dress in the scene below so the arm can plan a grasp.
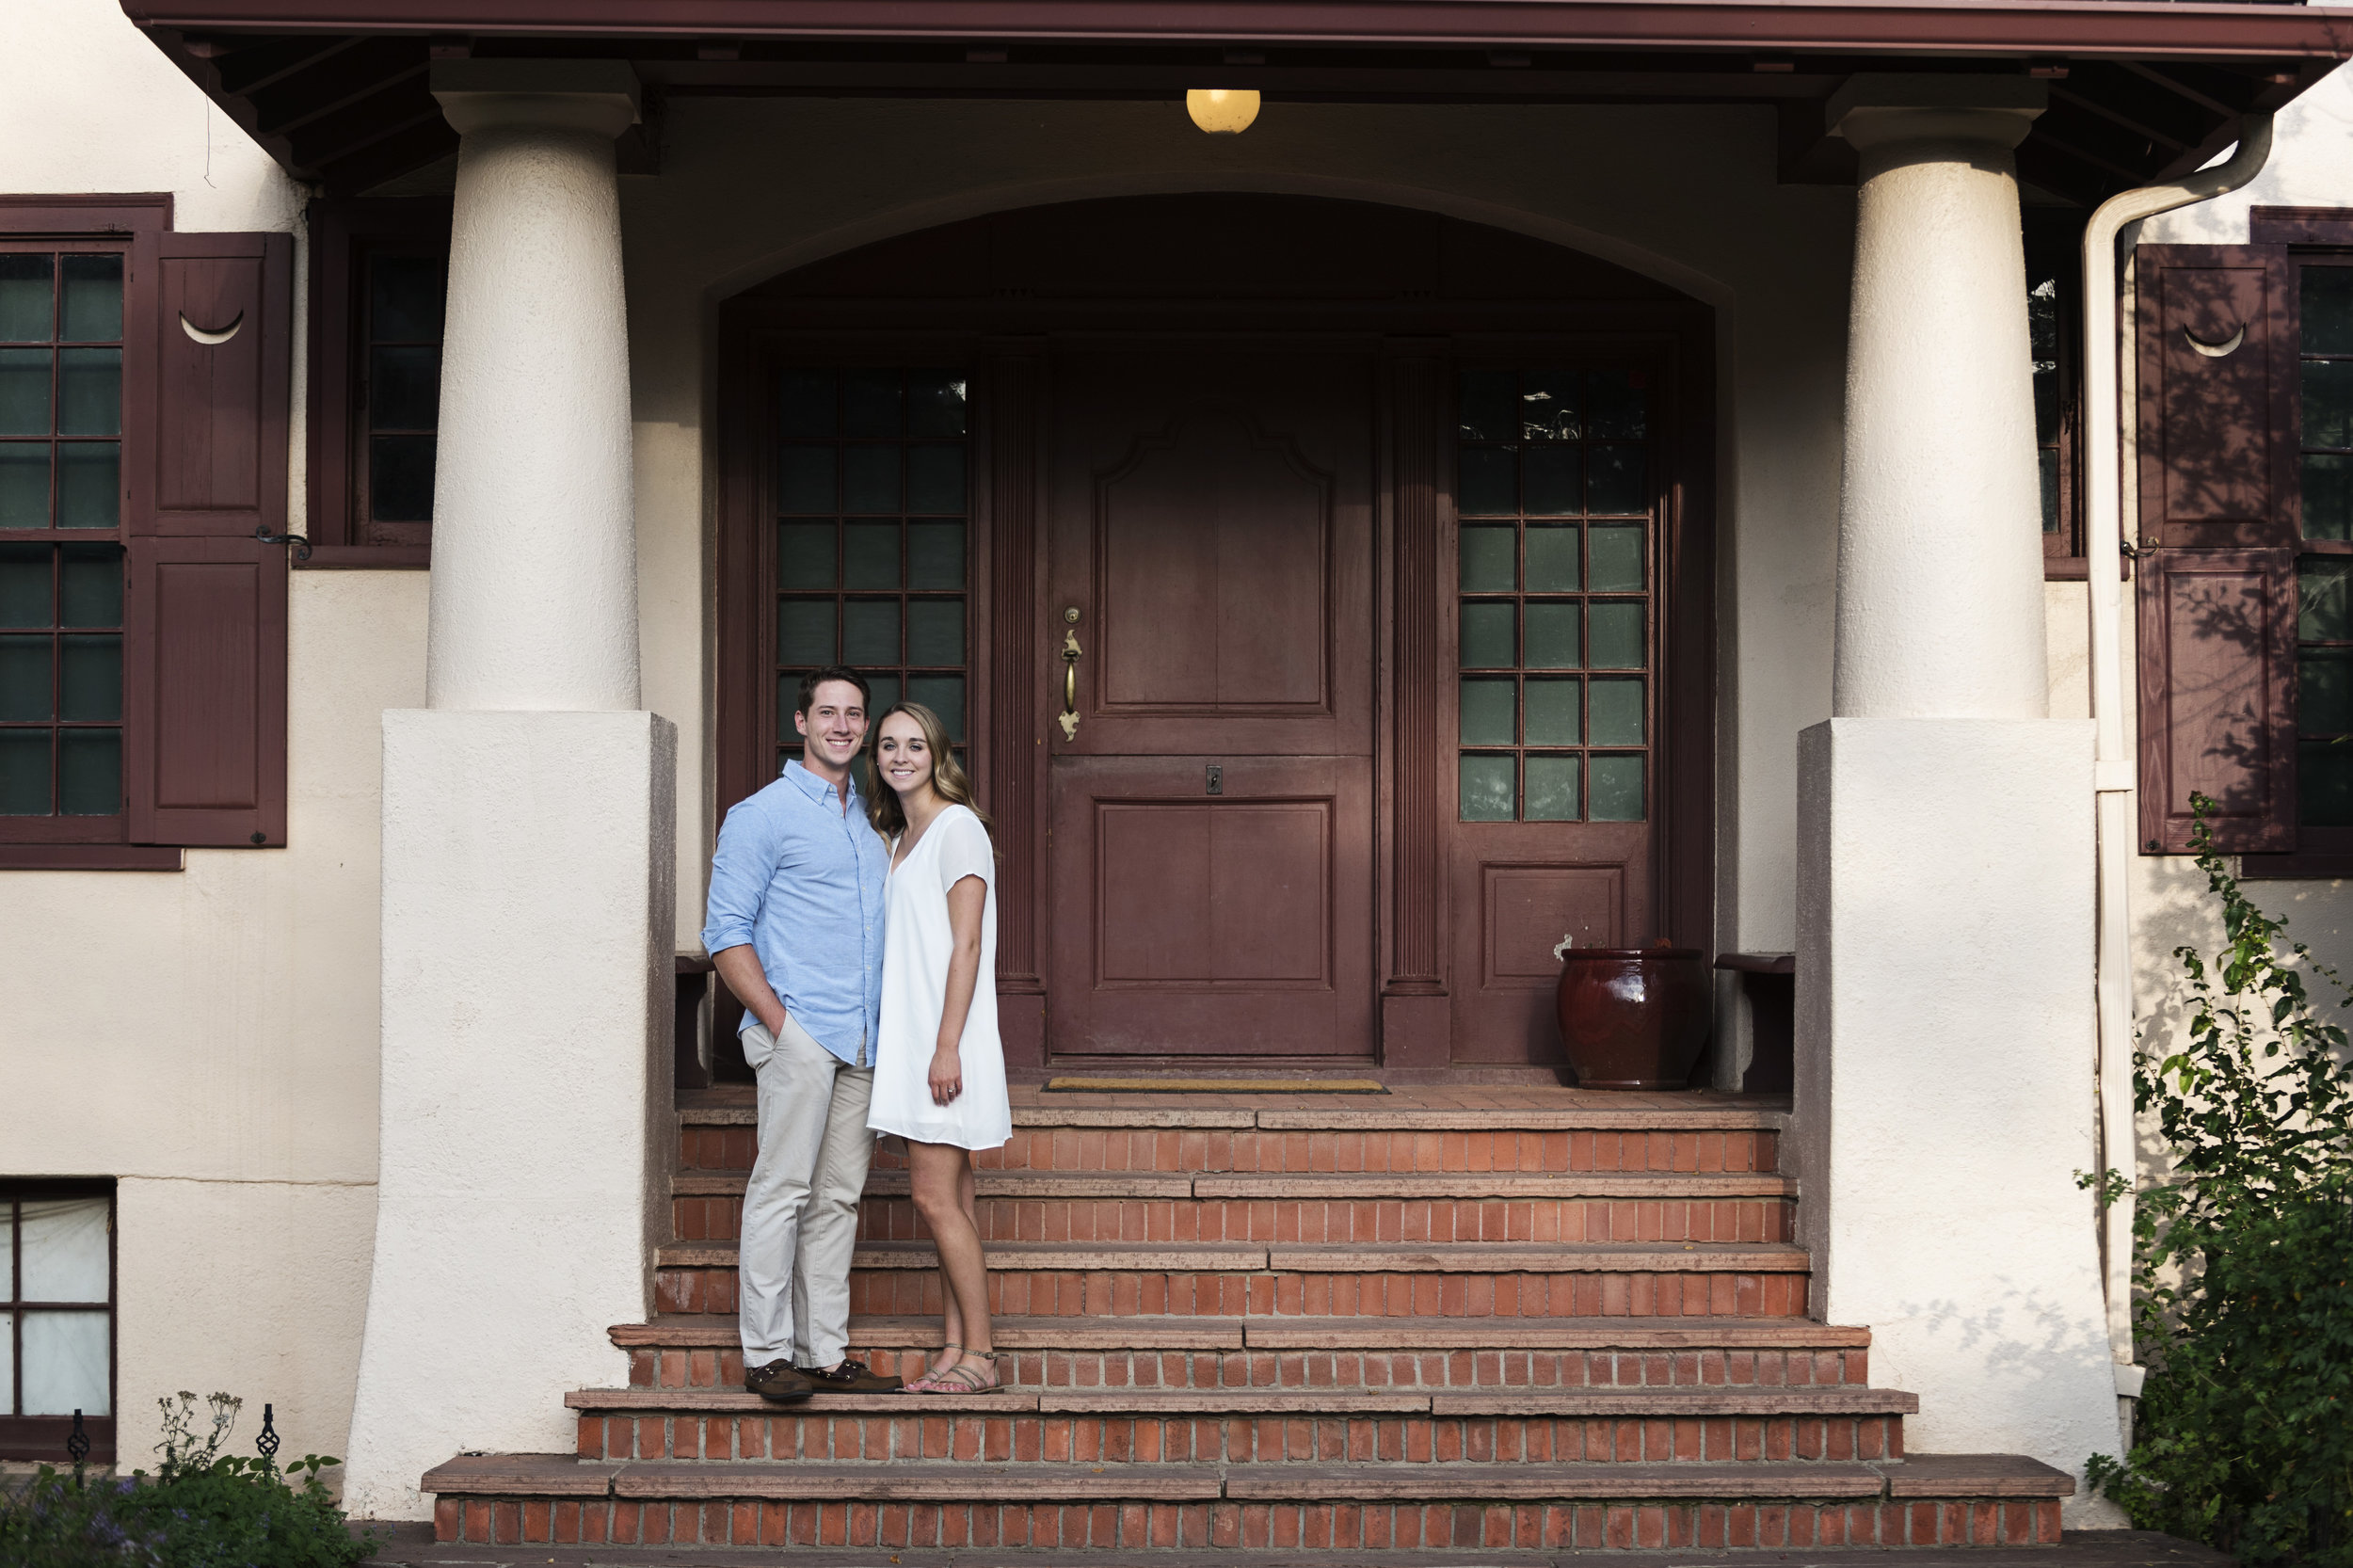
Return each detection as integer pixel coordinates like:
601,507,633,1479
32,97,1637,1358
866,804,1012,1151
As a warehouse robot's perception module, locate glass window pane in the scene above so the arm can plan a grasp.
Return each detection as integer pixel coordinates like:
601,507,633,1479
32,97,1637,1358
842,445,901,513
1521,370,1579,441
0,255,53,341
2299,557,2353,641
866,672,904,716
1590,602,1645,668
907,445,966,513
1459,526,1515,592
1589,525,1644,592
57,442,118,529
0,443,46,525
59,728,119,815
843,522,900,590
1588,369,1647,440
778,369,835,439
2029,277,2061,442
1457,446,1516,516
1459,601,1514,668
908,599,965,665
60,545,120,628
0,730,51,814
907,370,968,438
1459,754,1515,822
0,544,49,626
1524,677,1580,745
2306,454,2353,542
1525,755,1580,821
0,1311,10,1412
2302,648,2353,735
843,599,901,665
2299,739,2353,825
22,1311,111,1416
1458,371,1516,442
369,254,445,342
906,674,966,743
1459,677,1515,745
2303,266,2353,357
1591,754,1646,821
777,521,837,590
778,446,835,514
843,369,902,438
2305,360,2353,450
56,349,119,437
60,633,119,721
0,348,55,436
1524,602,1581,669
368,435,434,523
776,599,836,665
907,521,966,590
1525,524,1579,592
1588,446,1647,515
2041,448,2062,535
369,345,440,431
1523,447,1580,516
0,634,53,719
1589,676,1645,745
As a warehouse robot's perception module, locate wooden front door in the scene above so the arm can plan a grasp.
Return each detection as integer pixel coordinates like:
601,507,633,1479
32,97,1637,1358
1043,348,1375,1057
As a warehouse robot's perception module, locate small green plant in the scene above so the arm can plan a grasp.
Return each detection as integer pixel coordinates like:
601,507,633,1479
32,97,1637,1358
2082,793,2353,1565
0,1392,377,1568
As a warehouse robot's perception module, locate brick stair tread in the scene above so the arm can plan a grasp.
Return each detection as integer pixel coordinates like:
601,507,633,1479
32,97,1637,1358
674,1171,1792,1200
659,1240,1810,1272
1238,1316,1866,1350
680,1105,1784,1133
1891,1454,2077,1497
612,1315,1248,1351
568,1384,1917,1416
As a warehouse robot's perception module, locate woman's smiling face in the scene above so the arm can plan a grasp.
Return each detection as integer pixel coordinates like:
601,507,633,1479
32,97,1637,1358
876,711,935,799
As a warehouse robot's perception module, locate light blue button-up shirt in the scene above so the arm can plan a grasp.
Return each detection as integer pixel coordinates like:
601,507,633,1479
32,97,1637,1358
700,760,889,1065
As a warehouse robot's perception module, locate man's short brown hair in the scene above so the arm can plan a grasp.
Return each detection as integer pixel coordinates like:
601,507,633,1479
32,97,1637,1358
794,665,872,718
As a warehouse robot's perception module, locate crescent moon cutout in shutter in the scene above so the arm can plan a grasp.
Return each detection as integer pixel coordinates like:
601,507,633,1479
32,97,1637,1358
2183,323,2247,359
179,311,244,345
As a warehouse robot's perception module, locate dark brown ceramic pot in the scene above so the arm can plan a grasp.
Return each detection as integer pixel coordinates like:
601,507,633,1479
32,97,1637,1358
1555,945,1711,1090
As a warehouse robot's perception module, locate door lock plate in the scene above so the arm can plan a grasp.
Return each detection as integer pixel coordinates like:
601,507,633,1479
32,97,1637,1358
1206,764,1223,795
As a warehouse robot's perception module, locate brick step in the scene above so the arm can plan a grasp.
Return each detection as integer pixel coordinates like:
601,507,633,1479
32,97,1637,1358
652,1240,1813,1320
569,1384,1916,1464
613,1313,1871,1391
424,1451,2070,1550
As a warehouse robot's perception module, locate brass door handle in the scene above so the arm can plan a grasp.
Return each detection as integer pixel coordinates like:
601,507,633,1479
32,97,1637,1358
1058,608,1082,740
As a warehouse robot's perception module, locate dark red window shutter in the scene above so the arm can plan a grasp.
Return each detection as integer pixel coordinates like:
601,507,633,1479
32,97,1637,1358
2136,245,2298,852
124,232,293,846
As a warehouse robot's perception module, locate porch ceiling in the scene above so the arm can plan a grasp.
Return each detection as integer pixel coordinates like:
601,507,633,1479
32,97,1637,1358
121,0,2353,205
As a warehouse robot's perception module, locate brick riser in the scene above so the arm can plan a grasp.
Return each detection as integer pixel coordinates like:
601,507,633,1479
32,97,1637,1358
656,1266,1811,1320
627,1345,1873,1391
435,1495,2062,1552
580,1411,1905,1465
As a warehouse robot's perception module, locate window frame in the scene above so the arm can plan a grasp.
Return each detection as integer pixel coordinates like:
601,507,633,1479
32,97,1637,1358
2028,213,2093,579
0,1179,118,1464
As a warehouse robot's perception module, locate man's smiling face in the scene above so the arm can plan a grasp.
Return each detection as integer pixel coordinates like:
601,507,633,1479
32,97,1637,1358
796,679,869,775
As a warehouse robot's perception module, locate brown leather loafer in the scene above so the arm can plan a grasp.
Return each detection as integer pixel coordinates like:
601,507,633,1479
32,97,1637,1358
794,1355,904,1393
744,1358,814,1403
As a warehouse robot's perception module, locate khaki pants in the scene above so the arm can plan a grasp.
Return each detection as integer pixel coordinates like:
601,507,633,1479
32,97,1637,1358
738,1015,875,1368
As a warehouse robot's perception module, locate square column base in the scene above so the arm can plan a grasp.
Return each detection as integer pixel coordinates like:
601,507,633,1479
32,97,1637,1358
344,711,677,1519
1795,717,2121,1523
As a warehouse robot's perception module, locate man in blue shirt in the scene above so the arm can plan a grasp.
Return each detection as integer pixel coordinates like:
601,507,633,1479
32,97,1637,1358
702,665,902,1400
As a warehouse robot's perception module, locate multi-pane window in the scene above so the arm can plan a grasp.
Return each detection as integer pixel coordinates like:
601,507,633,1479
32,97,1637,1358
1454,368,1652,824
1,1189,114,1436
2030,271,2066,536
361,253,445,526
2296,264,2353,824
0,249,123,819
775,368,969,775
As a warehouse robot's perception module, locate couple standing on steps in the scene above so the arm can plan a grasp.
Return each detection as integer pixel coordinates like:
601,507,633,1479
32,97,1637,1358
701,664,1014,1404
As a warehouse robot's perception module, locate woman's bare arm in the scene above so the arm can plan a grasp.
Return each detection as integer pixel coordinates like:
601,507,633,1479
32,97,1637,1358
929,874,987,1104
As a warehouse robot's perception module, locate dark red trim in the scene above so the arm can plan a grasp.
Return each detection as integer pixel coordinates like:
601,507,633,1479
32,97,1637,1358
296,543,431,568
0,1415,116,1464
0,846,184,871
0,195,172,235
2251,204,2353,246
120,0,2353,59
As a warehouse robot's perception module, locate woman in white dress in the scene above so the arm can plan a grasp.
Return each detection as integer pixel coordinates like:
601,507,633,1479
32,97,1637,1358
863,701,1011,1394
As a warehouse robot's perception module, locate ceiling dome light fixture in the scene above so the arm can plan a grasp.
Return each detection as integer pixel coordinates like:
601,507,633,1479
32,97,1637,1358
1187,88,1260,134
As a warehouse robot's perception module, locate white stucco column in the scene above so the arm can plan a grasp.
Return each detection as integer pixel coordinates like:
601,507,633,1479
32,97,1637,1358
346,62,676,1521
1793,76,2123,1522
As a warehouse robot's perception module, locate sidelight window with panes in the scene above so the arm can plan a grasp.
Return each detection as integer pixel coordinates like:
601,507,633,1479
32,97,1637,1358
2297,264,2353,824
1454,368,1653,824
774,368,969,775
0,1185,115,1461
0,248,123,822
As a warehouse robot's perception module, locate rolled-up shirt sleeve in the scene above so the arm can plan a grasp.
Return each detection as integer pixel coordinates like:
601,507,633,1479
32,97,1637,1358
701,799,775,957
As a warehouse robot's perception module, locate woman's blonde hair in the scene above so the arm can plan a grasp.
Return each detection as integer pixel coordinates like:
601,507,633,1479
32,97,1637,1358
864,701,991,839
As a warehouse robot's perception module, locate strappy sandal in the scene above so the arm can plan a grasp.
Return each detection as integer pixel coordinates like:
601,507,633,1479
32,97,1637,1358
899,1342,962,1394
921,1352,1000,1395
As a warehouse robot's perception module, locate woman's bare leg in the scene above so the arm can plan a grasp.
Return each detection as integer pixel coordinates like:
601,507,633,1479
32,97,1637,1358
909,1141,994,1386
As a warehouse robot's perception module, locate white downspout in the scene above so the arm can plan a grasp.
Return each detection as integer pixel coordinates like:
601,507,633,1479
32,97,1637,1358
2084,114,2275,1398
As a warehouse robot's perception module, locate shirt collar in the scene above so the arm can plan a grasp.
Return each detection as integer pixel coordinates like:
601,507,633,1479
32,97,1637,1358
782,758,860,810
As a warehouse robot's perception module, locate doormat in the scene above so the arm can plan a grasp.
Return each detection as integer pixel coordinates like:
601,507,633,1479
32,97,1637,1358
1042,1076,1389,1095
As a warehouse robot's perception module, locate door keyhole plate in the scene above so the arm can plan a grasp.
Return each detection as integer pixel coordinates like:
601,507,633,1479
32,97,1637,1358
1206,764,1223,795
